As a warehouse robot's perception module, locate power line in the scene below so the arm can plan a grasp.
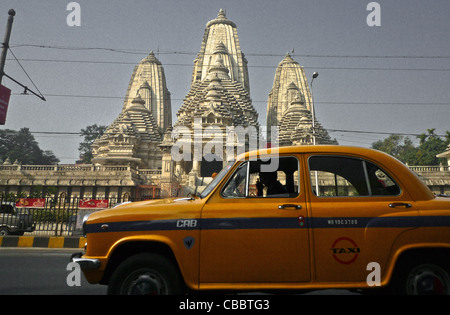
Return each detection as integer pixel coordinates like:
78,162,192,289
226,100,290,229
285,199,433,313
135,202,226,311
27,129,449,138
10,44,450,59
7,48,46,100
31,131,81,135
7,57,450,72
10,92,450,106
326,129,443,137
315,101,450,106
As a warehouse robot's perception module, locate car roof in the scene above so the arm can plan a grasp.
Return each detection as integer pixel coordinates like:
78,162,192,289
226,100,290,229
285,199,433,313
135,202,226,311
238,145,381,160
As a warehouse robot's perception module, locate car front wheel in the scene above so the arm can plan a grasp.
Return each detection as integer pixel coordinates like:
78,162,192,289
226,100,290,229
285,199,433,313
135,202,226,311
107,253,184,295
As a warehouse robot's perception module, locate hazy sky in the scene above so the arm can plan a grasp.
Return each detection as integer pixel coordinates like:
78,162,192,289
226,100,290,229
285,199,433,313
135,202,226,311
0,0,449,163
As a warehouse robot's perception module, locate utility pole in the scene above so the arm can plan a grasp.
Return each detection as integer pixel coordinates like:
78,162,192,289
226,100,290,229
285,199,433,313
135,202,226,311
0,9,16,85
310,72,318,145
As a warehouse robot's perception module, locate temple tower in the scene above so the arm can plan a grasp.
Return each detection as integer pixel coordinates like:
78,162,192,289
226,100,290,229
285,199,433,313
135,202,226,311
92,52,172,169
122,51,172,134
191,9,250,94
174,10,259,178
267,53,337,146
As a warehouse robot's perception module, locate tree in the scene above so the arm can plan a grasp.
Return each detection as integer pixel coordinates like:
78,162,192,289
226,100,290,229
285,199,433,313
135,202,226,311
415,129,448,165
372,129,450,166
0,128,59,165
371,134,417,165
78,124,107,163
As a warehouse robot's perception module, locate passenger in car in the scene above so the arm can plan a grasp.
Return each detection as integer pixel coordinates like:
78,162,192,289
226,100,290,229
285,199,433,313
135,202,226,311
256,171,287,197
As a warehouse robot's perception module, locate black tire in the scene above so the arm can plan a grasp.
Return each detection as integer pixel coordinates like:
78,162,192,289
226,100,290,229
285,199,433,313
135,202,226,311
390,257,450,295
0,227,9,236
107,253,184,295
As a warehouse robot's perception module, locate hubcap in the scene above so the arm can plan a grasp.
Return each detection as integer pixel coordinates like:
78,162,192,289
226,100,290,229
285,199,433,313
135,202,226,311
407,265,449,295
124,272,167,295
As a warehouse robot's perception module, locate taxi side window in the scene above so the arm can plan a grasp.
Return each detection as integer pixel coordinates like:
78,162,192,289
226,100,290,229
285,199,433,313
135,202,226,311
308,156,400,197
222,156,299,198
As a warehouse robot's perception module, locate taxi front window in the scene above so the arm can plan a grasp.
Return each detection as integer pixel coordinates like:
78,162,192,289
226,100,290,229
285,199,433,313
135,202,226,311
222,156,300,198
199,161,234,198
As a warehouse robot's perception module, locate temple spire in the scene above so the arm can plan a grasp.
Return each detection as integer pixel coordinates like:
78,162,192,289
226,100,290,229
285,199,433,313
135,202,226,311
218,8,226,18
267,54,337,146
192,9,249,93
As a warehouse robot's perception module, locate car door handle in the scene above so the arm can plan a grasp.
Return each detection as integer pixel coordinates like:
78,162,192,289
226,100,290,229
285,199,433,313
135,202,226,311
389,203,412,208
278,204,302,210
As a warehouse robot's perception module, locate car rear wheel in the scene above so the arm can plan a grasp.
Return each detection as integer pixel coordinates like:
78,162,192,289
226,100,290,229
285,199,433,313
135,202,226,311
405,263,450,295
390,255,450,295
107,253,184,295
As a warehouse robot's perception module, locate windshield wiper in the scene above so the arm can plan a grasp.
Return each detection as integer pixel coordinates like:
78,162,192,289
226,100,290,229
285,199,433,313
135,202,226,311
186,192,200,200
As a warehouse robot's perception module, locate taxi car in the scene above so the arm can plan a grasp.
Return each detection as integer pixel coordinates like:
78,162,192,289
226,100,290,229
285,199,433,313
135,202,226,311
72,145,450,295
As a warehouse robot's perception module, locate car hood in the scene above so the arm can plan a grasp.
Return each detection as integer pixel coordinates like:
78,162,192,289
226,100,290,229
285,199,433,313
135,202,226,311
86,197,204,225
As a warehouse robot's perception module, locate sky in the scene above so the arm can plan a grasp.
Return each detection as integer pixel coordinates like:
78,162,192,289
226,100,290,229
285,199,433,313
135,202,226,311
0,0,449,164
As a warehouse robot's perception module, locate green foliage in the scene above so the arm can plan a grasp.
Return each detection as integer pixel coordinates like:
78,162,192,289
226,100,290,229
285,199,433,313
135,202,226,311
78,124,107,164
0,128,59,165
372,129,450,166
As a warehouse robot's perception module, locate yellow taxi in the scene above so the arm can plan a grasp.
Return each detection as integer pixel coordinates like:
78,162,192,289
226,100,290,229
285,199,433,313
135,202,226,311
72,145,450,295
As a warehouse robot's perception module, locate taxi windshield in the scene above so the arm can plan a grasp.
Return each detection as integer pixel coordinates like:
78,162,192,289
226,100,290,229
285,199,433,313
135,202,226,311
199,161,234,198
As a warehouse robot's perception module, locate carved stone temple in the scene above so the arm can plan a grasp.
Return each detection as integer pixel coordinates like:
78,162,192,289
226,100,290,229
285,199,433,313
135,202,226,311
173,9,259,180
267,53,337,146
91,51,171,169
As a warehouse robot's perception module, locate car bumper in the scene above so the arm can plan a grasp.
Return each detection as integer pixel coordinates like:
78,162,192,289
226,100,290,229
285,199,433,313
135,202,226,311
70,252,100,270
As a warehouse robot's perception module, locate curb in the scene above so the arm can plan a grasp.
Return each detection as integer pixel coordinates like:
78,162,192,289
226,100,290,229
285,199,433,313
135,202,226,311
0,236,86,248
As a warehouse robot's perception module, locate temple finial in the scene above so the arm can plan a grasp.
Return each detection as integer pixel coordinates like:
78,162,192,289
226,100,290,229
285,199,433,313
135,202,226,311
218,8,226,18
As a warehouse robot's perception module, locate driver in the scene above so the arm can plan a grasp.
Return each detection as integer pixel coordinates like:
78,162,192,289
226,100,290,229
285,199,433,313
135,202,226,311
256,171,287,197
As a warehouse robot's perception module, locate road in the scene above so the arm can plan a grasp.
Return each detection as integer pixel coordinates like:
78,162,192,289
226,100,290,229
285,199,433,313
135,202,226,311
0,248,107,295
0,248,357,295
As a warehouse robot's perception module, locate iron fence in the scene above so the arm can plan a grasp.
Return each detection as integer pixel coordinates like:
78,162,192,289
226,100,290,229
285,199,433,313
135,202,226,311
0,196,157,236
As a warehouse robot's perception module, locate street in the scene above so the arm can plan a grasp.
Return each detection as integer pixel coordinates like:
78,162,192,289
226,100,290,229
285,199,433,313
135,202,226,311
0,248,107,295
0,248,357,295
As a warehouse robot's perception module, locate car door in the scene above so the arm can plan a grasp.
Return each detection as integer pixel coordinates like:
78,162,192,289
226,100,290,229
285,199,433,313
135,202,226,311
306,154,419,283
199,155,311,285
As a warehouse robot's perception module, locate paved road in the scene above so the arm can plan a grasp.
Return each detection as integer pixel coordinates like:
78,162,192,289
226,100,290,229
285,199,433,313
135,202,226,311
0,248,107,295
0,248,357,295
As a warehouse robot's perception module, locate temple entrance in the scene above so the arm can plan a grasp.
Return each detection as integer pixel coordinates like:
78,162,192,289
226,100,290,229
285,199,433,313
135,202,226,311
201,154,223,177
